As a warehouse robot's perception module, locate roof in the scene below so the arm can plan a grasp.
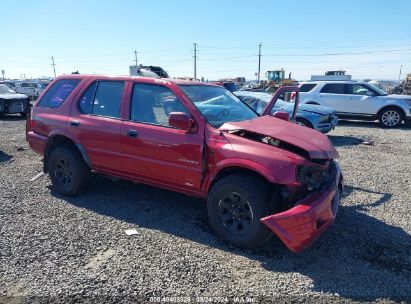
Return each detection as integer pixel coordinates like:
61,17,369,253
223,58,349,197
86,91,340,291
301,80,363,84
53,74,218,86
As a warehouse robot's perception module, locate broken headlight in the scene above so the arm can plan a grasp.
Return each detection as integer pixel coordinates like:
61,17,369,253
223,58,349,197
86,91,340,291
296,164,330,190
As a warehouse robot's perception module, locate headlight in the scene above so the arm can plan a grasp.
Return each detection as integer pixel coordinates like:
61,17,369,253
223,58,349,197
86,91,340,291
296,165,330,190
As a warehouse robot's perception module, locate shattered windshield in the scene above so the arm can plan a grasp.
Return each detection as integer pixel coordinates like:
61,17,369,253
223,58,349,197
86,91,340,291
179,85,258,128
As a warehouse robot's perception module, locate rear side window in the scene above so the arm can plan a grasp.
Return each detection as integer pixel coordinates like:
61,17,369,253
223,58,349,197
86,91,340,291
38,79,80,108
78,81,124,118
299,83,317,92
320,83,344,94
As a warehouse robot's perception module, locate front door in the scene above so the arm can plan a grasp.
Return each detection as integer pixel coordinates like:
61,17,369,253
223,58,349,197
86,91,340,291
343,83,378,115
120,82,204,191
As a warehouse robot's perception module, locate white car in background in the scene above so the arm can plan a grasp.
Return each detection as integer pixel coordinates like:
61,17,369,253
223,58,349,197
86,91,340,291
298,81,411,127
14,82,46,99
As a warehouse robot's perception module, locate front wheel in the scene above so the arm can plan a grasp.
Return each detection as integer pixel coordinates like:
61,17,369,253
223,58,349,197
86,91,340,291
48,145,90,196
207,174,274,249
378,108,403,128
296,118,313,128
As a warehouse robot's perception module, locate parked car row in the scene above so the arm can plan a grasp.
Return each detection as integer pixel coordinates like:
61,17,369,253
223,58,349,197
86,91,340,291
234,90,338,133
0,84,30,117
3,80,50,99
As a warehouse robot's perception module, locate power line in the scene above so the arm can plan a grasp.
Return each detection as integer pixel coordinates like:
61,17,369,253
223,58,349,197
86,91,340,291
263,48,411,57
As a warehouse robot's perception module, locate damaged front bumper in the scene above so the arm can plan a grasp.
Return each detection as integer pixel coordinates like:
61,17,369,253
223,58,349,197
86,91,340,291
261,162,343,253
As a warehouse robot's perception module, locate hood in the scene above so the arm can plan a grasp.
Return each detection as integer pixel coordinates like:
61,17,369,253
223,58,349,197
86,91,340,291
0,92,28,100
297,103,334,115
384,94,411,101
220,116,339,159
276,102,334,115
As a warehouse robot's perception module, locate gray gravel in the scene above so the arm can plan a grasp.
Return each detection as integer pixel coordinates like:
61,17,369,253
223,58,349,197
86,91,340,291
0,116,410,303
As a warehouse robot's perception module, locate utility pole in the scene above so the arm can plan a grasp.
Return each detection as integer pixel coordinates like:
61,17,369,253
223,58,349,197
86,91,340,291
51,56,56,78
399,64,403,83
193,43,197,79
1,70,5,80
134,50,138,67
258,43,262,83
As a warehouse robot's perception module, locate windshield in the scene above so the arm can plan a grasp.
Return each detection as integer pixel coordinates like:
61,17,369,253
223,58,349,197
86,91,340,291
0,84,16,94
179,85,258,128
366,83,388,96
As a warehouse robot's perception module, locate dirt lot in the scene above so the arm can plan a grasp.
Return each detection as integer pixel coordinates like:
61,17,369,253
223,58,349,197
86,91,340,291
0,117,410,303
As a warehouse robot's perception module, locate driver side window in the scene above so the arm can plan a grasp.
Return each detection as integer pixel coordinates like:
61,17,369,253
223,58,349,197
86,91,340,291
346,84,373,96
131,83,189,127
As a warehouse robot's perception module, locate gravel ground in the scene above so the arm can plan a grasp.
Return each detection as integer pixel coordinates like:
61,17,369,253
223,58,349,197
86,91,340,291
0,116,410,303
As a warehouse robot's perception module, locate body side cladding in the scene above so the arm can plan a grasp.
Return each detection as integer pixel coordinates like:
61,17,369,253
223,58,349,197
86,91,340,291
75,143,92,168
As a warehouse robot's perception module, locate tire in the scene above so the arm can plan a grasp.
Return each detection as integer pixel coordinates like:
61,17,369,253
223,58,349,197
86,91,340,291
378,107,403,128
48,145,90,196
296,118,313,128
207,174,274,249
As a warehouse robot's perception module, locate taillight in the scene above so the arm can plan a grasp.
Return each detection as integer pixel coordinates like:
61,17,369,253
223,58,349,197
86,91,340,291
25,106,33,141
290,92,296,100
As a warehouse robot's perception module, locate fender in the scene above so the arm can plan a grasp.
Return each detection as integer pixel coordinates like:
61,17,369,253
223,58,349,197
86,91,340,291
376,104,407,118
43,129,91,172
202,158,284,194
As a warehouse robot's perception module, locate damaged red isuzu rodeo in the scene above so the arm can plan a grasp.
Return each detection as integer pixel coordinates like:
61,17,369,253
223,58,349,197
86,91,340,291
27,75,343,252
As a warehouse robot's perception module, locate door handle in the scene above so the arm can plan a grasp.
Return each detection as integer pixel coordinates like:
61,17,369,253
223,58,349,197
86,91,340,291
127,130,138,138
71,120,80,126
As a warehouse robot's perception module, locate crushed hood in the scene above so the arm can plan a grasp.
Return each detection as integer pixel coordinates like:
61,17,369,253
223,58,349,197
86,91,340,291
220,116,339,159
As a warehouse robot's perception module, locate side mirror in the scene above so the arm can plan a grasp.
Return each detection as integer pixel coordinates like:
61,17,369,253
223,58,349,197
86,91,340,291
169,112,194,132
272,111,289,121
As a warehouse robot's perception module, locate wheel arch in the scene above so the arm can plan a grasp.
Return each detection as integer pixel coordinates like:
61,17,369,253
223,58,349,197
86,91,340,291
377,105,406,120
43,134,91,173
206,163,277,194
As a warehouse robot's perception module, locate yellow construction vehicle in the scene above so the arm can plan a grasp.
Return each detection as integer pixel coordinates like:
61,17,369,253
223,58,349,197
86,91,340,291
257,69,297,92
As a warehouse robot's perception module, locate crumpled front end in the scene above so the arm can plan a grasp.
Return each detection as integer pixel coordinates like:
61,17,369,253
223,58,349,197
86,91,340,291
261,161,343,253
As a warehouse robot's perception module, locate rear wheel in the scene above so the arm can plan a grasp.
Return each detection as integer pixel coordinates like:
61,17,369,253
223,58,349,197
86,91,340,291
378,108,403,128
48,145,90,196
296,118,313,128
207,174,274,249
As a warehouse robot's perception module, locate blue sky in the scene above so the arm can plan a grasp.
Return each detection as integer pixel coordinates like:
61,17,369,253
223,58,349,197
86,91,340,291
1,0,410,81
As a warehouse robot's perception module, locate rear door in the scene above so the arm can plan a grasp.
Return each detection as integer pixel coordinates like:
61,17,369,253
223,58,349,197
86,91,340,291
318,83,346,112
120,82,204,191
69,80,125,173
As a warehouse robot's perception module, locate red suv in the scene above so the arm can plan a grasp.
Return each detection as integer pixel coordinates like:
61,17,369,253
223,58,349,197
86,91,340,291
27,75,343,252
